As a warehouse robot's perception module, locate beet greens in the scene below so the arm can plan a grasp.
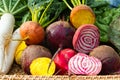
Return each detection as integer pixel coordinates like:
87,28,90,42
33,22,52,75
28,0,67,27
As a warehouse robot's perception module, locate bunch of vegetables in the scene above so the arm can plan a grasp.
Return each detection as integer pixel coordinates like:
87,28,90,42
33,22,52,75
1,0,120,76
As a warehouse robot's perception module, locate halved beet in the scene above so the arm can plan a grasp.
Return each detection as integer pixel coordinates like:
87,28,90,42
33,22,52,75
73,24,100,54
68,53,102,75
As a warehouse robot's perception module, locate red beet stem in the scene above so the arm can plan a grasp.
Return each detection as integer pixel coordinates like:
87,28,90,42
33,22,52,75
73,24,100,54
68,53,102,75
47,47,62,73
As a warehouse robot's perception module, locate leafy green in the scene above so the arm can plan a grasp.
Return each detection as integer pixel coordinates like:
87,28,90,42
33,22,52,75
0,0,29,29
87,0,120,42
109,17,120,51
0,0,28,15
28,0,67,27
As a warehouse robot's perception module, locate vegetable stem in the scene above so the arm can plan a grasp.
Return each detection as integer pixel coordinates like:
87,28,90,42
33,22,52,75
9,0,12,11
71,0,77,7
42,14,57,27
12,36,29,41
0,8,5,13
77,0,81,5
47,47,62,73
39,0,53,24
31,7,44,22
2,0,9,12
63,0,72,10
12,5,27,15
10,0,20,13
82,0,85,4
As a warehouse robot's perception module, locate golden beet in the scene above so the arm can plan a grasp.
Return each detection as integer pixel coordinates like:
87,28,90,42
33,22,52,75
20,21,45,45
70,5,95,28
15,41,27,65
30,57,56,76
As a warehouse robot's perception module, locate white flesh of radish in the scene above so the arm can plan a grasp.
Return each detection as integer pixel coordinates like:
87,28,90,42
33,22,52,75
2,28,22,74
0,13,22,74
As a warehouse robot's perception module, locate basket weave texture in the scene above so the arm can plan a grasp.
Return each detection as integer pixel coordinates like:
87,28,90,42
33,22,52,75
0,63,119,80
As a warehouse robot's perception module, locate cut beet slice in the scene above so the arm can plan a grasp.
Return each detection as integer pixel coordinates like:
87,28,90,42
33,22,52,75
73,24,100,54
68,53,102,75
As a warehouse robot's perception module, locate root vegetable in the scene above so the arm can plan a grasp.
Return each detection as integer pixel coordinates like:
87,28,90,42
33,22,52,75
54,48,76,74
20,21,45,45
63,0,95,28
0,28,22,74
46,21,75,72
73,24,100,54
30,57,56,76
68,53,102,75
21,45,52,74
15,41,27,65
0,13,15,72
0,0,28,74
46,21,75,50
89,45,120,74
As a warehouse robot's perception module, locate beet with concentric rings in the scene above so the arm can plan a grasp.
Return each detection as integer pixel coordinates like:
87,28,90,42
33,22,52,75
73,24,100,54
68,53,102,75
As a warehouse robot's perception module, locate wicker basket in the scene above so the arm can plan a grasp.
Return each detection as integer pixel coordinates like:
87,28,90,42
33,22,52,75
0,63,119,80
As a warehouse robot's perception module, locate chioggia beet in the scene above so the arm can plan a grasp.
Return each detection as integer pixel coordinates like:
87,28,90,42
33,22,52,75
73,24,100,54
68,53,102,75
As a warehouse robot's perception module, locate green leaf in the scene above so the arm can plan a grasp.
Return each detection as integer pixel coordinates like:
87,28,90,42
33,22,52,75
28,0,67,27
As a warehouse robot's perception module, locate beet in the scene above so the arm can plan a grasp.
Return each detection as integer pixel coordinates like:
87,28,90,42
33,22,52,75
46,21,75,72
68,53,102,75
73,24,100,54
89,45,120,75
21,45,52,74
54,48,76,74
46,21,75,50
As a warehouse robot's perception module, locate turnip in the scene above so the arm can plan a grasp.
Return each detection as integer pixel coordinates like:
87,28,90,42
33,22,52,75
63,0,95,28
54,48,76,74
46,21,75,72
89,45,120,75
73,24,100,54
68,53,102,75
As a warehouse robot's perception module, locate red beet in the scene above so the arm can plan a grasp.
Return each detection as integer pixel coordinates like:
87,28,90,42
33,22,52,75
46,21,75,72
46,21,75,50
54,48,76,74
73,24,100,54
68,53,102,75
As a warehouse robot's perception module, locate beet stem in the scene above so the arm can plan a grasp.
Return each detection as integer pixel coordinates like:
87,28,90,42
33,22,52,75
47,47,62,73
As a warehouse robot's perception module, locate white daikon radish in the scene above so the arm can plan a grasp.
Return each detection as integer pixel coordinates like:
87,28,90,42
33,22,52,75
0,28,22,74
0,13,15,73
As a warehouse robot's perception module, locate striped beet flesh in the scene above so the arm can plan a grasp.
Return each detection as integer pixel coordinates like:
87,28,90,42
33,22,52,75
73,24,100,54
68,53,102,75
